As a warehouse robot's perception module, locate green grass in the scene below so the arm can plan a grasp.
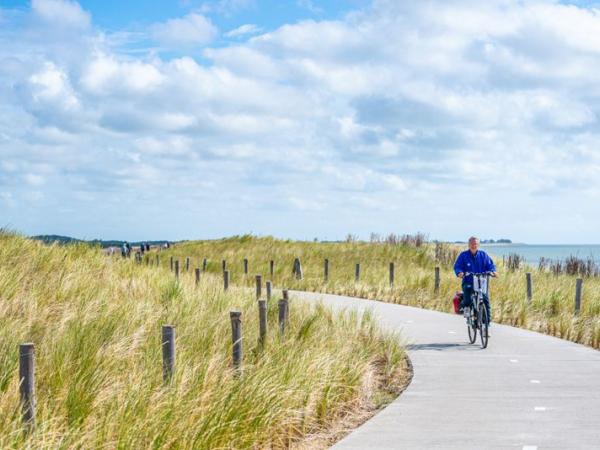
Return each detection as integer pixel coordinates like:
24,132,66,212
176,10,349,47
0,232,406,448
165,235,600,350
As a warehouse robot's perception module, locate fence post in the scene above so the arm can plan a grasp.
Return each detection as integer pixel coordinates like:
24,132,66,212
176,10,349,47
258,300,267,347
19,343,35,430
283,289,289,301
222,260,227,272
203,258,208,271
255,275,262,299
156,254,159,267
389,262,395,288
244,258,249,275
224,270,230,291
230,311,242,371
195,268,201,286
575,278,583,314
174,260,180,281
526,273,532,303
185,257,190,272
266,281,272,301
355,263,360,282
162,326,175,383
270,260,274,277
293,258,303,280
170,256,173,272
434,266,440,294
324,258,329,282
278,299,288,337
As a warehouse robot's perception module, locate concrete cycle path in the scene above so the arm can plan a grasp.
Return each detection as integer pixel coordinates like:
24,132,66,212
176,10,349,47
291,290,600,450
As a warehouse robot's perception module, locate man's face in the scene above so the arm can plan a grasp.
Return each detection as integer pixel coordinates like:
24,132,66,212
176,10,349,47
469,239,479,253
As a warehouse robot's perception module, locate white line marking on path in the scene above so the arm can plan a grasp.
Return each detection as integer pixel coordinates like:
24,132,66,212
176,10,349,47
530,380,541,384
406,320,413,323
534,407,547,411
523,446,538,450
510,359,519,363
448,331,456,334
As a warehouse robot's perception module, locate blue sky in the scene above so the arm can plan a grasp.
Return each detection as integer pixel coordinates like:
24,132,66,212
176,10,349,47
1,0,600,243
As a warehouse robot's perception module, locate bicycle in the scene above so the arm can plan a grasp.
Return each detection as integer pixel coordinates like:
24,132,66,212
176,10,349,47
463,272,493,349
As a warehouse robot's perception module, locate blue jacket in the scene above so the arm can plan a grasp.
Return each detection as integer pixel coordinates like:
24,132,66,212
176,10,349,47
453,250,496,284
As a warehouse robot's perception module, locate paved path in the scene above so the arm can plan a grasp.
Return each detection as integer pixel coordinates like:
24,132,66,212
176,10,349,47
291,291,600,450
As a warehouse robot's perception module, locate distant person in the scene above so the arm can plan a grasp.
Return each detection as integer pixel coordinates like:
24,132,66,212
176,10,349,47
454,237,497,325
140,243,145,255
146,243,150,252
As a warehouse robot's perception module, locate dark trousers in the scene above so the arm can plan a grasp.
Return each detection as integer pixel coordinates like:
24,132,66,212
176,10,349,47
461,282,491,325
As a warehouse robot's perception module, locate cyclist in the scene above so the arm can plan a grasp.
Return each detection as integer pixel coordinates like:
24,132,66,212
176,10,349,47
454,237,497,325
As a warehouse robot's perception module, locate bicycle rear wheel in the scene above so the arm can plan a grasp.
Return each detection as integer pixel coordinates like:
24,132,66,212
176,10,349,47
467,307,477,344
478,304,489,349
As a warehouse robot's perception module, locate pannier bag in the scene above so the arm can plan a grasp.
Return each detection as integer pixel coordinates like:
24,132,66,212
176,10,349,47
452,292,464,314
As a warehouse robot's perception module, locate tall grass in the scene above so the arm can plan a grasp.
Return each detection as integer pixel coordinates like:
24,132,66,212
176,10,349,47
165,236,600,350
0,232,406,448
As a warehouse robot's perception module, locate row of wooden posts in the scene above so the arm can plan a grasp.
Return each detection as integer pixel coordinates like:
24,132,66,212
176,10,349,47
16,289,291,431
161,255,587,315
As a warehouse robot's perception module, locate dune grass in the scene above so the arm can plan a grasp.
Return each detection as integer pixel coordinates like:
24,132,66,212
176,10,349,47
166,236,600,350
0,232,406,449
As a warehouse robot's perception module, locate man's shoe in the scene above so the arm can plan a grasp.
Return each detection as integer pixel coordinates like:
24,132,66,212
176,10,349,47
463,308,470,318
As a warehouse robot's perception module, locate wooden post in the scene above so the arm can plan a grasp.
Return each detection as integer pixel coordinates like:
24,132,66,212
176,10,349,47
324,258,329,282
170,256,174,272
266,281,272,301
244,258,249,275
19,343,35,429
156,254,159,266
258,300,267,347
222,260,227,272
255,275,262,299
293,258,303,280
278,299,288,337
434,267,440,294
269,260,274,277
389,262,395,288
174,260,180,281
185,257,190,272
526,273,532,303
224,270,230,291
575,278,583,314
195,268,201,286
283,289,289,301
203,258,208,271
355,263,360,282
230,311,242,370
162,326,175,383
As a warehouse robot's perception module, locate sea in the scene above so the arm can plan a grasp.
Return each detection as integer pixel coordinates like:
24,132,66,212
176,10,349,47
478,244,600,265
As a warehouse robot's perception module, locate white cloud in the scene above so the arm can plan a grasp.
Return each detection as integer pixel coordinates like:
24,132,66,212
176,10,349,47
31,0,90,29
152,13,218,46
81,53,164,94
225,24,262,38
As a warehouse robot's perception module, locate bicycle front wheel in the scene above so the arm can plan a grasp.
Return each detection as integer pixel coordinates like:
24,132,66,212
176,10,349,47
478,304,489,349
467,308,477,344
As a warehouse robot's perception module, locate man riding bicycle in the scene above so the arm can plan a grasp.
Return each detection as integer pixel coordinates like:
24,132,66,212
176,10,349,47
454,237,498,325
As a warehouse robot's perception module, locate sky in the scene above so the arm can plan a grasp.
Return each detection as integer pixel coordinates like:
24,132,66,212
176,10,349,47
1,0,600,243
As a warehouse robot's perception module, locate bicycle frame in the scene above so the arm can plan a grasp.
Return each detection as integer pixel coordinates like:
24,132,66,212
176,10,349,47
465,272,492,326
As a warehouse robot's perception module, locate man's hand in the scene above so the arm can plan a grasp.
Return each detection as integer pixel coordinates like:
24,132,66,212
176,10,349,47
457,272,464,278
491,272,498,278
